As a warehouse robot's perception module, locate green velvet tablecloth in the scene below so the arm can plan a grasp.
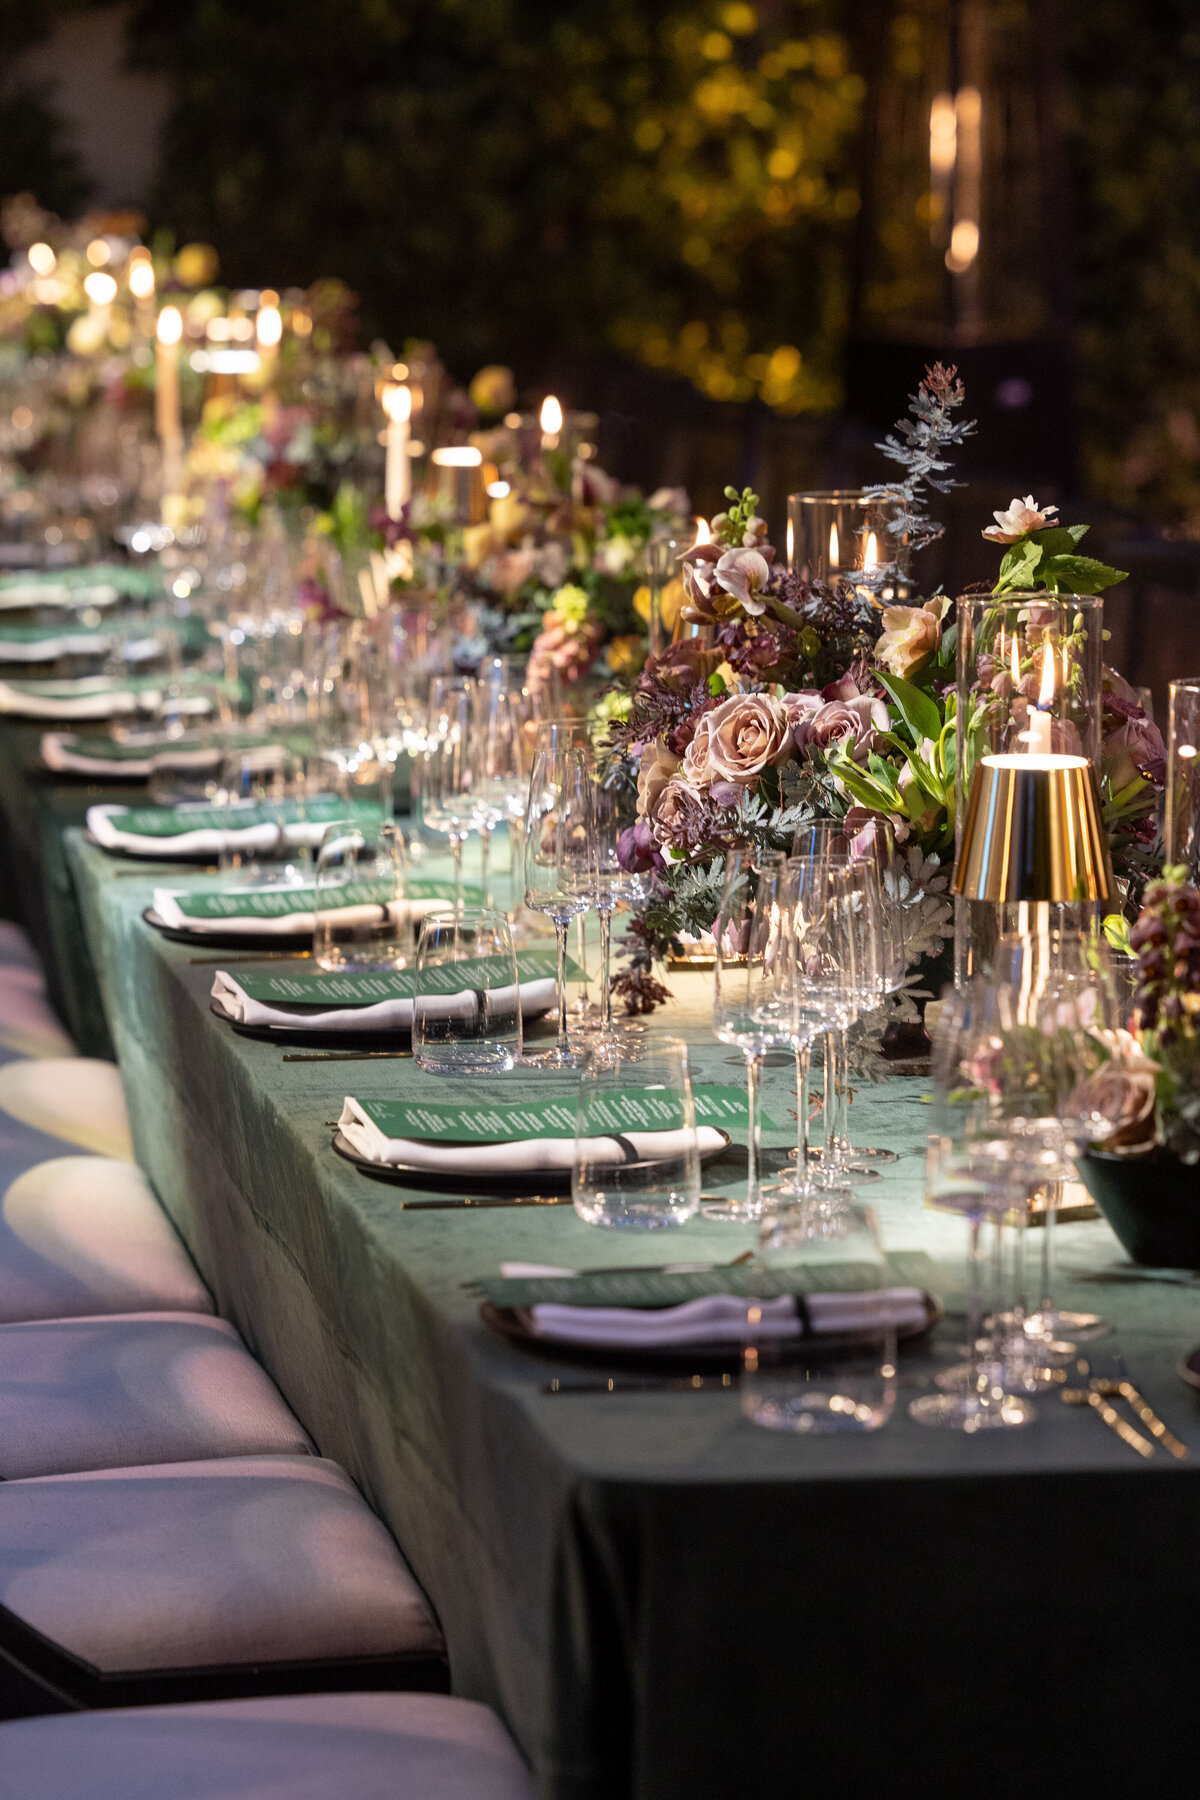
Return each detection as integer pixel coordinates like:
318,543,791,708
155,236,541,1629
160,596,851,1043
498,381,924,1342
65,830,1200,1799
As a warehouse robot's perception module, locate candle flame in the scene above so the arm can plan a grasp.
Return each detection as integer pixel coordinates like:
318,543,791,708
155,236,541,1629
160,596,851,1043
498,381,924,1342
256,305,282,348
1010,635,1020,686
539,395,563,436
382,383,412,423
693,516,711,546
864,530,878,572
83,271,117,306
156,305,183,346
829,521,839,566
128,253,155,300
1038,642,1056,709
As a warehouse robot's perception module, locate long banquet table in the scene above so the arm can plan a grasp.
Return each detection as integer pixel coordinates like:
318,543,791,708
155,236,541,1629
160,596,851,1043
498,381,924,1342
53,826,1200,1798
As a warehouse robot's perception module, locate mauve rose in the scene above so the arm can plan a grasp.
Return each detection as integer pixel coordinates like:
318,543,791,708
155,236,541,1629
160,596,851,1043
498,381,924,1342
706,692,792,782
650,777,709,852
806,695,889,764
782,689,824,752
1104,711,1166,789
617,820,664,874
636,744,682,819
682,711,717,785
1071,1058,1158,1153
874,603,942,679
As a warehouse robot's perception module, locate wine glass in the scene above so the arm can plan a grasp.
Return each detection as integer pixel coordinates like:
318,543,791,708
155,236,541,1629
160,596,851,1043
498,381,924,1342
755,857,863,1212
580,769,650,1068
839,818,907,1167
470,682,525,911
418,686,477,915
522,733,592,1069
708,849,787,1222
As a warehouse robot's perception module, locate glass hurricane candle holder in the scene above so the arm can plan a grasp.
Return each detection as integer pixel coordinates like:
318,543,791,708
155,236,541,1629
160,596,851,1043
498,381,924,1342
953,592,1105,983
786,489,909,589
1165,678,1200,880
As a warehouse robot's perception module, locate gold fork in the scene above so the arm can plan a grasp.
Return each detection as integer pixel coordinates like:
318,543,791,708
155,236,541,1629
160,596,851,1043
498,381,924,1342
1078,1361,1188,1461
1060,1388,1155,1458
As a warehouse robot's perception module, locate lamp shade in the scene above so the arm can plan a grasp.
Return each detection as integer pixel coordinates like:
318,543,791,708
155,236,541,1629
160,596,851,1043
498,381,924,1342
951,754,1112,903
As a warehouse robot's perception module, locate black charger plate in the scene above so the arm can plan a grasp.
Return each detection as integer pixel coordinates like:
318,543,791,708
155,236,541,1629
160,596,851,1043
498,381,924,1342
332,1126,733,1197
481,1291,941,1371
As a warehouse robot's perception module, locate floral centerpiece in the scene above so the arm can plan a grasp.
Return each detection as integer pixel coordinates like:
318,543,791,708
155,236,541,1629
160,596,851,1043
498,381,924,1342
1073,871,1200,1264
606,365,1160,1035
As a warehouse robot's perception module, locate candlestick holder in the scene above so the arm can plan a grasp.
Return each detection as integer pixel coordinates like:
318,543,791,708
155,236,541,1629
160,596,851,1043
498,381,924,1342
785,488,910,589
953,592,1105,982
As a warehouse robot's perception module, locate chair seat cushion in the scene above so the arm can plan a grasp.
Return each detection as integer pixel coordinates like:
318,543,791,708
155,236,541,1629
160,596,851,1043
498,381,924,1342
0,1693,533,1799
0,1059,133,1159
0,1457,444,1675
0,1156,212,1324
0,967,74,1058
0,1313,313,1478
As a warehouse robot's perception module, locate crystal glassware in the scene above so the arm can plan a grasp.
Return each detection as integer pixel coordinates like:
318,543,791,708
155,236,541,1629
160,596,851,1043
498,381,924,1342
755,856,863,1207
313,818,411,972
522,732,591,1069
741,1199,897,1433
413,905,521,1074
572,1038,701,1230
707,849,787,1223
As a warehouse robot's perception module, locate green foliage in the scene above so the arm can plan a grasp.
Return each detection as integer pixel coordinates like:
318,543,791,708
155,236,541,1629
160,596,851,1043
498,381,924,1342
993,524,1127,597
1068,2,1200,528
117,0,861,409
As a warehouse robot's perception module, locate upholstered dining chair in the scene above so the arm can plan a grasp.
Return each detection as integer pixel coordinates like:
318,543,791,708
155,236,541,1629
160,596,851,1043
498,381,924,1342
0,1312,315,1478
0,1457,448,1719
0,1691,535,1799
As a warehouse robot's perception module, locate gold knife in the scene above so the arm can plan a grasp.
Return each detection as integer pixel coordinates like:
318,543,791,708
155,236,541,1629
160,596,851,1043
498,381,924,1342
283,1049,411,1061
1061,1388,1155,1458
188,951,313,963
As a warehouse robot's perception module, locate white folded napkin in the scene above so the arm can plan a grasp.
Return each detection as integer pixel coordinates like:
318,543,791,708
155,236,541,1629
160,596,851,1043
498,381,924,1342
0,581,120,610
156,889,448,936
43,733,227,777
0,631,113,662
0,681,207,722
213,970,556,1032
337,1096,727,1172
525,1287,928,1348
91,803,328,859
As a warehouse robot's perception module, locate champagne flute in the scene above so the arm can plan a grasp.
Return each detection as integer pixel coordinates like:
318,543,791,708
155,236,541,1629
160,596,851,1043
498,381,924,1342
522,733,591,1069
707,849,787,1222
418,686,476,914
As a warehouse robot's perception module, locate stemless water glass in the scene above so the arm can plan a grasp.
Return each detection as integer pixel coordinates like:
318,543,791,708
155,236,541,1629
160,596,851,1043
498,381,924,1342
413,906,521,1073
572,1038,701,1230
708,849,787,1223
741,1199,898,1433
522,733,592,1069
313,818,411,971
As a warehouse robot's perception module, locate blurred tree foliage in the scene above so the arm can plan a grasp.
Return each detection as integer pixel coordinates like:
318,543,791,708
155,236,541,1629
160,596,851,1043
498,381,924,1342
1067,0,1200,529
0,0,90,215
3,1,1200,526
120,0,863,413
